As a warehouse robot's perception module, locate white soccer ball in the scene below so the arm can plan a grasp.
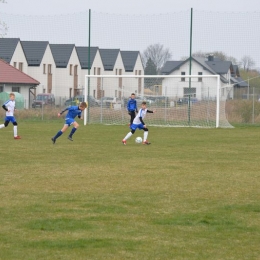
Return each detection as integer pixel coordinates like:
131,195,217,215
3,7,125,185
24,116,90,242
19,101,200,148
135,137,142,143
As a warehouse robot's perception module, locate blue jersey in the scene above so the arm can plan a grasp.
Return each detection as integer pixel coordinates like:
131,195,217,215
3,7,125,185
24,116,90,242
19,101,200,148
127,98,137,112
62,106,82,119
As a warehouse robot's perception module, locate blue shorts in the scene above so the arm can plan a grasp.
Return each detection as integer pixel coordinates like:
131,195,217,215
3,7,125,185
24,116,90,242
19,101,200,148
5,116,16,123
130,123,144,131
65,118,75,126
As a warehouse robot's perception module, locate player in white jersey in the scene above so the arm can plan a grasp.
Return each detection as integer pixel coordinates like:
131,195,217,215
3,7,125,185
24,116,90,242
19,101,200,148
0,92,21,139
122,101,155,145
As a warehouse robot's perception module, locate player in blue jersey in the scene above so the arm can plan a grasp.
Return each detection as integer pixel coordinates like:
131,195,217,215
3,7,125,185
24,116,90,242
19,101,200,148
127,93,138,125
51,102,87,144
122,101,155,145
0,92,21,139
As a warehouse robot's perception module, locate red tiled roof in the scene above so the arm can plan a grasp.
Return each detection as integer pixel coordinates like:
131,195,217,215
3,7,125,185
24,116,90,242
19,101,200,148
0,59,40,85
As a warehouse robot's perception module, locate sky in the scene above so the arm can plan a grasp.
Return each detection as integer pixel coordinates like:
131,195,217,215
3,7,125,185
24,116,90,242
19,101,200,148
1,0,259,15
1,0,260,69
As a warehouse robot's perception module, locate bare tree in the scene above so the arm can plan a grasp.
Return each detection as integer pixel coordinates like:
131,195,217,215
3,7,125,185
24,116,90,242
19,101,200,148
0,0,8,37
240,55,256,72
142,43,172,74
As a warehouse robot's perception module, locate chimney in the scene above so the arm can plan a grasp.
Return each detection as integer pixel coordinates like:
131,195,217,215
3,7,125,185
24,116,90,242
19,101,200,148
208,55,214,61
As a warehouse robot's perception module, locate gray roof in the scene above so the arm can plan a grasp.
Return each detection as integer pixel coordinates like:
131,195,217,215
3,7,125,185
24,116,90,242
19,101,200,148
21,41,49,66
49,44,75,68
120,51,140,72
205,60,232,74
0,38,20,63
230,76,248,87
75,46,98,69
161,61,183,74
99,49,120,71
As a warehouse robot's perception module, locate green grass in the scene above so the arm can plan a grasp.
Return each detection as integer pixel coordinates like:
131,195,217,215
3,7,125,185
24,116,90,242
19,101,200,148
0,121,260,259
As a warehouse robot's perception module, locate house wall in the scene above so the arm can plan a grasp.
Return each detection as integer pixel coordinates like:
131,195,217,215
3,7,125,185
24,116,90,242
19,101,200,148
27,45,56,95
81,50,104,98
10,42,28,74
2,84,32,108
123,54,144,98
101,52,125,98
54,47,81,100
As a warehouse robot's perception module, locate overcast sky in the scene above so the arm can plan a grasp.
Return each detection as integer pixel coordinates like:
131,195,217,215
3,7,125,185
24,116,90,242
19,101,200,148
1,0,260,15
1,0,260,69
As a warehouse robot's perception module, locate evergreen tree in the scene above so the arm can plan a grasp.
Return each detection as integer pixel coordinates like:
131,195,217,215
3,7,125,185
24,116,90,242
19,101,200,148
144,58,157,75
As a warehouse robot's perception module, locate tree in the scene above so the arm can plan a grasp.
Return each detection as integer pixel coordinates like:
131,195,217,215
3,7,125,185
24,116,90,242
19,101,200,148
142,43,172,74
0,0,8,37
240,55,256,72
144,58,157,75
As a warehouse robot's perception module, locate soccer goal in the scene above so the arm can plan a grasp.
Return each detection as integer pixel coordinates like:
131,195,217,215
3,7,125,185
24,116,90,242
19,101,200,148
84,75,233,128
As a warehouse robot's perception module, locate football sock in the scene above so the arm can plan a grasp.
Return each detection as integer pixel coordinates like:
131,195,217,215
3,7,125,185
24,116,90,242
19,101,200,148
124,132,132,140
14,125,18,137
69,127,77,137
144,131,148,141
54,130,63,139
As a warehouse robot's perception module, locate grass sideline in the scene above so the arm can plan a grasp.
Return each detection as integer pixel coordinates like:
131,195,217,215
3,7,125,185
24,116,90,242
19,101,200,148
0,121,260,259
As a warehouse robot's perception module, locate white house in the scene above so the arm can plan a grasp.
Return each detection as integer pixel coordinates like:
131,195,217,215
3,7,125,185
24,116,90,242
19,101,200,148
160,55,247,101
76,46,104,99
20,41,56,102
120,51,144,98
49,44,81,100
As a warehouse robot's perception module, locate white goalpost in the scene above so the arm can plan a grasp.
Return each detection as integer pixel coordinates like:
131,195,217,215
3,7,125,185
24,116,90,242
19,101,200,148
84,74,233,128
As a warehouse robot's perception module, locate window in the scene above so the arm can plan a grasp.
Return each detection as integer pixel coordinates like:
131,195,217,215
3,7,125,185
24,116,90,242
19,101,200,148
184,87,196,97
48,64,52,74
13,62,17,68
94,67,96,75
12,86,20,93
115,69,118,75
70,64,73,75
198,72,203,82
19,62,23,72
0,85,3,92
43,64,46,74
181,72,185,81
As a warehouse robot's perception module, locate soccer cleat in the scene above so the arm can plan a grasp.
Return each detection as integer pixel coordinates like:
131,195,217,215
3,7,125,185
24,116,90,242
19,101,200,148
143,140,151,145
68,136,73,141
51,137,56,144
14,136,21,139
122,140,126,145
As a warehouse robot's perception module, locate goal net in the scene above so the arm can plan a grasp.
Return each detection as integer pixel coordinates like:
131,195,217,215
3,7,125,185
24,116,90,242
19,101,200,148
84,75,233,128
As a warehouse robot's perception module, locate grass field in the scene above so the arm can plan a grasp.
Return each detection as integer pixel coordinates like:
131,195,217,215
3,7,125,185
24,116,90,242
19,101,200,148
0,120,260,259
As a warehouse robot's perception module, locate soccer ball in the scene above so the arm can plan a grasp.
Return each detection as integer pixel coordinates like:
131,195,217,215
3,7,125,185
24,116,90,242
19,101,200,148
135,137,142,144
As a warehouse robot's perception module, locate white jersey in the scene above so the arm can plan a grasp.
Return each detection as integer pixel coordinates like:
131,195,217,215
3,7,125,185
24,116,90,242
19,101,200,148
133,108,148,124
4,100,16,116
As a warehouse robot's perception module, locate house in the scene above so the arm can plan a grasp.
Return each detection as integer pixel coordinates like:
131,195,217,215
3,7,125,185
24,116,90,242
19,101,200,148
76,46,103,99
0,38,28,74
99,49,125,98
50,44,81,99
161,55,248,100
21,40,56,97
0,59,40,108
121,51,144,97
